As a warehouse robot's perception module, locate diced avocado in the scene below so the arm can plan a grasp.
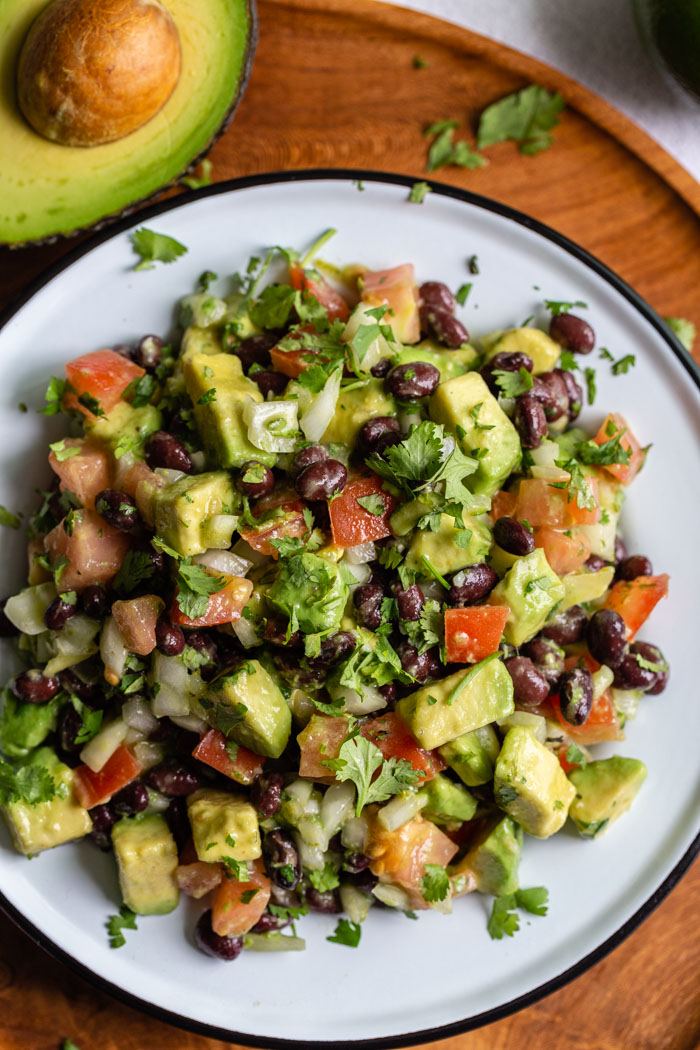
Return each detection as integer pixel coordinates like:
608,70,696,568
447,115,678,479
405,513,492,576
207,659,291,759
188,788,262,863
452,815,523,896
85,400,161,457
397,656,514,750
112,814,179,915
267,553,349,637
488,543,519,577
153,470,238,558
183,352,276,469
429,372,521,497
395,342,478,382
489,548,565,647
179,293,228,329
439,724,501,786
180,324,223,362
2,747,91,854
421,773,477,825
321,379,396,446
494,726,576,838
390,497,429,536
568,756,647,838
558,566,615,613
0,693,60,758
484,327,561,375
222,292,260,342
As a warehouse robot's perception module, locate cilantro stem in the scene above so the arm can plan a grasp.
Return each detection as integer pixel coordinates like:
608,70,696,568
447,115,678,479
444,651,502,706
300,228,337,268
420,556,449,590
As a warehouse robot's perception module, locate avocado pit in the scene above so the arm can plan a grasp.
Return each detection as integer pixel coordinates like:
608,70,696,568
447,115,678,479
17,0,182,147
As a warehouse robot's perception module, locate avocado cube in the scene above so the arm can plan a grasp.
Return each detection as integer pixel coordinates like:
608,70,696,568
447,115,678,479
396,342,478,382
188,789,261,863
208,659,291,759
180,324,223,362
85,401,161,456
489,548,565,647
153,470,238,558
558,566,615,613
112,814,179,915
184,352,276,469
484,327,561,374
405,513,492,576
439,724,501,786
421,773,477,825
494,726,576,838
321,379,396,446
451,815,523,896
568,756,647,838
397,657,514,750
0,695,60,759
429,372,521,496
2,748,91,854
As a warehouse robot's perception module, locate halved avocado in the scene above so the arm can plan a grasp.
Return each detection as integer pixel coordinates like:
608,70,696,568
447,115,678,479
0,0,257,246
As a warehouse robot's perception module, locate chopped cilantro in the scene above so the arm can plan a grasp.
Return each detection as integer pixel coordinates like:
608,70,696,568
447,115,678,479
175,561,225,620
420,863,450,903
424,120,486,173
181,158,213,190
493,367,534,398
49,440,80,462
240,888,260,904
455,282,472,306
131,228,188,271
545,298,588,316
106,905,138,948
77,392,105,417
477,85,565,154
420,556,449,590
408,181,432,203
356,494,385,516
611,354,635,376
577,432,631,467
222,855,250,882
558,349,577,371
557,459,596,510
487,886,549,939
470,402,495,430
0,505,20,529
197,388,217,405
327,918,362,948
324,734,422,815
412,54,429,69
70,696,103,745
378,545,403,571
584,367,597,405
309,861,340,893
468,255,479,275
444,652,502,707
39,376,67,416
0,758,59,807
566,743,587,768
123,373,157,407
113,549,155,595
62,1040,82,1050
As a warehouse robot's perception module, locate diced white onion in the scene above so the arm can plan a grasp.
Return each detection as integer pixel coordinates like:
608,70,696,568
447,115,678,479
530,440,561,468
320,781,356,839
244,398,299,452
194,549,252,577
287,687,315,725
231,537,270,567
341,815,369,852
341,561,371,585
124,726,147,746
612,688,643,721
145,789,170,812
420,579,447,602
122,696,159,735
344,541,376,565
398,406,424,432
150,652,202,717
151,685,190,718
80,718,128,773
232,617,260,649
299,366,343,442
133,741,164,771
592,665,615,700
244,933,306,952
530,465,571,482
372,882,412,910
377,790,427,832
44,614,100,675
497,710,547,743
298,814,327,851
340,883,371,924
202,514,238,549
293,830,325,871
285,778,314,807
342,303,393,372
190,451,207,472
440,435,456,461
100,615,128,686
4,582,57,635
170,713,209,734
155,468,185,484
328,683,387,716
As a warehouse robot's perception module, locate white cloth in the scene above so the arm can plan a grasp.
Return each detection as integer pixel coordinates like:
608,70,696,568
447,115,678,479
382,0,700,183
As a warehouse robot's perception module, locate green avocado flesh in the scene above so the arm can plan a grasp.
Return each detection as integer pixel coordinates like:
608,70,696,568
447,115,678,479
0,0,253,244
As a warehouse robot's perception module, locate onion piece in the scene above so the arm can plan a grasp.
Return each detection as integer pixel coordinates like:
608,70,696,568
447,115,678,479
170,713,209,734
100,615,128,686
496,710,547,743
339,883,371,925
344,541,376,565
530,439,562,469
44,614,100,675
232,617,260,649
592,664,615,700
244,933,306,952
231,537,269,567
531,465,571,483
612,688,643,722
132,741,164,771
320,781,356,839
4,582,57,636
194,549,252,577
341,815,369,852
155,468,185,485
340,561,371,586
377,790,427,832
299,366,343,441
243,398,299,453
293,830,325,872
122,696,159,735
327,683,387,716
80,718,128,773
372,882,412,910
342,303,393,372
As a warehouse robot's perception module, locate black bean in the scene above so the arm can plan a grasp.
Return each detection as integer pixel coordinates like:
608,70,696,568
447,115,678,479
262,829,300,889
585,554,609,573
237,460,275,499
57,704,85,753
12,669,60,704
586,609,628,667
155,614,186,656
532,371,569,422
134,334,164,371
305,886,341,913
549,313,595,355
292,444,329,477
194,910,244,961
250,772,284,818
357,416,401,456
146,431,193,474
187,630,218,664
251,911,291,934
642,641,669,696
111,780,150,815
113,343,136,361
353,583,385,630
58,668,102,703
0,598,19,638
235,333,276,372
523,637,566,689
614,535,628,566
253,371,288,398
513,393,547,449
370,358,391,379
385,361,440,399
480,351,534,396
555,367,583,421
618,555,653,581
262,618,300,649
378,682,397,704
165,796,190,852
213,632,241,669
397,642,441,683
504,657,549,708
393,583,425,621
145,763,202,797
310,631,356,668
79,585,110,619
493,516,535,557
95,489,140,532
448,564,499,606
295,459,347,501
346,868,378,892
43,594,77,631
541,604,587,646
612,651,656,692
419,281,457,316
88,803,115,850
559,667,594,725
422,308,469,349
273,652,325,691
343,851,371,873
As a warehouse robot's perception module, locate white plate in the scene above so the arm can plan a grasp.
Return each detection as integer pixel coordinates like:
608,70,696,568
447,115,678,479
0,172,698,1048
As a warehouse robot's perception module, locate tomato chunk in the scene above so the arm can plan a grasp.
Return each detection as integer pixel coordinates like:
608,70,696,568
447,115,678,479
49,438,111,509
297,714,349,779
366,814,458,908
514,478,572,528
239,502,308,559
604,574,669,640
111,594,163,656
550,691,624,745
171,574,253,628
361,712,443,782
176,861,223,899
361,264,420,344
192,729,265,785
328,475,396,547
73,745,141,808
594,413,645,485
44,508,130,591
269,324,330,379
566,475,601,526
533,526,591,576
211,857,271,937
64,349,145,419
444,606,510,664
490,489,517,522
290,262,350,322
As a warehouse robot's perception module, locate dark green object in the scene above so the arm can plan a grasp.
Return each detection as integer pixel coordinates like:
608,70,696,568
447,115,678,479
635,0,700,101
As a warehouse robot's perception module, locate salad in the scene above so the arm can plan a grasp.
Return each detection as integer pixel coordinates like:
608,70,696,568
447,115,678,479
0,232,670,959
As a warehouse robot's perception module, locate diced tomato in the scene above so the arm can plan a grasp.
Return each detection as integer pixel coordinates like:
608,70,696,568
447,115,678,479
192,729,265,785
328,475,396,548
593,413,645,485
515,478,571,528
211,857,271,937
361,712,444,782
64,349,145,419
566,475,601,526
290,262,350,322
604,574,669,640
366,814,458,908
49,438,111,509
558,746,579,775
170,574,253,628
549,691,624,745
111,594,163,655
269,324,329,379
297,714,349,779
361,264,420,344
490,489,517,522
533,526,591,576
27,538,50,585
239,498,308,559
73,745,141,808
44,508,130,591
176,861,224,899
444,606,510,664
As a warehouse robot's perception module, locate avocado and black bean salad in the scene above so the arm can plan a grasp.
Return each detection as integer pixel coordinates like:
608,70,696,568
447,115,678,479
0,231,671,957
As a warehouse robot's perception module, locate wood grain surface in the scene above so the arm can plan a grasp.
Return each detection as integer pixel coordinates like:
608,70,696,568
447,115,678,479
0,1,698,1048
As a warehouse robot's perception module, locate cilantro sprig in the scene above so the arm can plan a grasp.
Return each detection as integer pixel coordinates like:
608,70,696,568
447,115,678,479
420,864,450,903
107,905,138,948
487,887,549,939
131,228,188,271
324,733,423,815
0,758,60,807
327,918,362,948
477,85,565,155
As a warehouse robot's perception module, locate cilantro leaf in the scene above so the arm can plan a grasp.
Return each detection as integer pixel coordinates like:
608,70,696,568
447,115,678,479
420,863,450,903
470,402,495,430
468,255,479,274
665,316,696,353
516,886,549,916
577,433,631,467
367,421,444,492
131,228,188,271
327,918,362,947
0,505,20,529
558,349,577,371
39,376,67,416
402,598,442,654
545,299,588,316
557,458,596,510
425,120,486,173
0,758,59,807
611,354,636,376
181,158,213,190
222,855,250,882
455,282,472,306
77,392,105,417
106,905,138,948
324,734,422,815
487,895,521,939
176,563,225,620
566,743,587,768
123,373,158,408
412,55,429,69
584,367,597,405
113,549,156,596
197,388,217,405
356,494,386,516
409,181,432,203
309,861,340,893
493,367,534,398
62,1040,82,1050
477,85,565,154
71,695,103,745
49,440,81,462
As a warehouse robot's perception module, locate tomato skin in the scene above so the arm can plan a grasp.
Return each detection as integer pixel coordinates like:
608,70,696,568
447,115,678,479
533,526,591,575
176,861,223,898
604,574,669,640
594,413,645,485
328,475,396,547
269,324,328,379
170,575,253,628
366,814,458,908
111,595,163,656
239,502,308,559
64,349,145,418
566,475,601,526
444,606,510,663
44,508,130,591
297,715,349,779
490,490,517,522
192,729,265,785
49,438,111,509
361,712,444,782
73,745,141,808
211,857,271,937
361,264,420,344
290,262,350,322
515,478,571,528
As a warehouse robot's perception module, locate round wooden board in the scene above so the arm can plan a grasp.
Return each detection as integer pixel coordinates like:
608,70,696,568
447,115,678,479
0,2,698,1048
